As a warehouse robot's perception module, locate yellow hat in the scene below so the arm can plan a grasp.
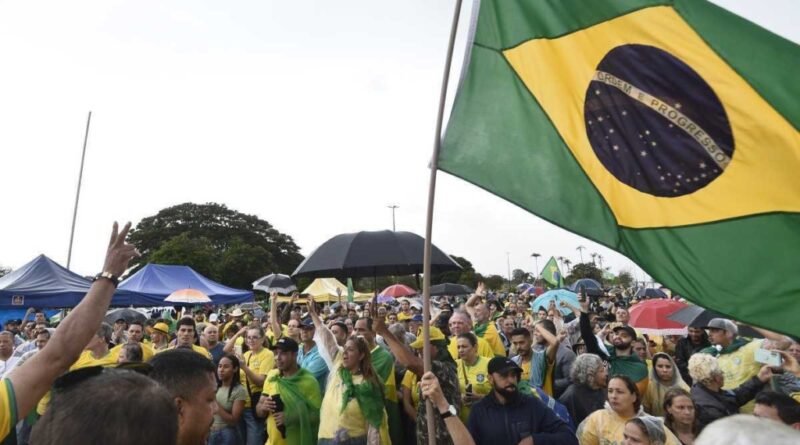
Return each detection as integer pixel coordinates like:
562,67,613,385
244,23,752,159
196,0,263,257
409,327,445,349
152,322,170,335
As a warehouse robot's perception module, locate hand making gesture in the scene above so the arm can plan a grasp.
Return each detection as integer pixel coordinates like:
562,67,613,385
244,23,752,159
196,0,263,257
102,222,140,277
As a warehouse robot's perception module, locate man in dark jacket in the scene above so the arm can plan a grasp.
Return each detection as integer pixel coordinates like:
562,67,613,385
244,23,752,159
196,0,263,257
467,357,578,445
674,327,710,384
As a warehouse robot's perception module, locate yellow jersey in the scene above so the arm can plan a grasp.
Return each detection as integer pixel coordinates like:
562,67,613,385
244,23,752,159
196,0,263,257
0,379,17,443
455,356,491,422
240,347,275,407
401,371,420,410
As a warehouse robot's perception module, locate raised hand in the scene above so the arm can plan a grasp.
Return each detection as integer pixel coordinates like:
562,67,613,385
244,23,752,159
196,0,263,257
307,295,318,318
102,222,140,277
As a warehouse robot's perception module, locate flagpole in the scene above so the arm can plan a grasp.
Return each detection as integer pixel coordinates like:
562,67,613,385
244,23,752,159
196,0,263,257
422,0,463,443
67,111,92,270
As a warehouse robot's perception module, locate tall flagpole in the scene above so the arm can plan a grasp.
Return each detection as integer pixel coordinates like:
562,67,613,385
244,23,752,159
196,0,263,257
422,1,463,443
67,111,92,270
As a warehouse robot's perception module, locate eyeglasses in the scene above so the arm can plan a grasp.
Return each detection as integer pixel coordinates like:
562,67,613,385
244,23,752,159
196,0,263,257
246,336,262,340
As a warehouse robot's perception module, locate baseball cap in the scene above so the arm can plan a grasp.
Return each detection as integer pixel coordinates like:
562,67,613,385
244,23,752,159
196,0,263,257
152,322,170,335
208,313,219,323
300,319,315,330
408,327,446,349
488,357,522,376
274,337,299,353
410,315,423,322
613,325,637,339
705,318,738,335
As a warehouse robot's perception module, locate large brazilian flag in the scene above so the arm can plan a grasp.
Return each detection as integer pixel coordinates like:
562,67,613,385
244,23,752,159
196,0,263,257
440,1,800,336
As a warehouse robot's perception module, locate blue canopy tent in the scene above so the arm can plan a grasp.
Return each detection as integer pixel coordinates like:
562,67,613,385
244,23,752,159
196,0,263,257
115,264,253,307
0,254,95,309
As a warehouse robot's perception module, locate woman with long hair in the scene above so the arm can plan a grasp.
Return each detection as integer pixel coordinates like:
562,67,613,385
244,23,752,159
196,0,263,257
643,353,689,416
210,353,246,445
662,388,699,445
577,375,679,445
455,332,491,422
306,296,387,445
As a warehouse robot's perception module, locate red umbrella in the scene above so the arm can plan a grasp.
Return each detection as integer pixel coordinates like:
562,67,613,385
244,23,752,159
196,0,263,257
379,284,417,298
629,299,689,335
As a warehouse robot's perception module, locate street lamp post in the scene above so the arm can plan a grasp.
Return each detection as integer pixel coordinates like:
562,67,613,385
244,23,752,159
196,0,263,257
506,252,511,289
387,205,399,231
531,252,540,286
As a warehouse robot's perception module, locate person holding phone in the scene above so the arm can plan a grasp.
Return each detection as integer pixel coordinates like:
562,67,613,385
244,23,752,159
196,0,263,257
257,337,322,445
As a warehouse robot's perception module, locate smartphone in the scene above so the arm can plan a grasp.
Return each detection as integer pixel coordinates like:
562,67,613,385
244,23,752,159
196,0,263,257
579,285,586,302
755,348,782,367
272,394,286,437
465,383,473,395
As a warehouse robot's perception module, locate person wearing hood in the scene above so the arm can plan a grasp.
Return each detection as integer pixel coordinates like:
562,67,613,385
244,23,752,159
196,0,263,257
643,353,690,416
622,416,676,445
577,375,680,445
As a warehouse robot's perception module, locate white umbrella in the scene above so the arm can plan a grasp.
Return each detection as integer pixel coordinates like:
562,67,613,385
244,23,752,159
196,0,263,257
165,288,211,304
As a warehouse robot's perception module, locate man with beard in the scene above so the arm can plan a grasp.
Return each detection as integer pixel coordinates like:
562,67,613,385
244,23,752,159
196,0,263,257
466,357,577,445
579,300,648,395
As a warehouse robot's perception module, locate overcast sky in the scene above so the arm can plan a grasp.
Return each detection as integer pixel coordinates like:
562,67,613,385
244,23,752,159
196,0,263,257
0,0,796,284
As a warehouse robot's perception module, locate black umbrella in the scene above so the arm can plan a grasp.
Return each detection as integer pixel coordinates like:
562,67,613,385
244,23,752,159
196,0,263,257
635,288,669,299
667,305,762,338
252,273,297,294
105,308,147,325
429,283,473,297
291,230,462,279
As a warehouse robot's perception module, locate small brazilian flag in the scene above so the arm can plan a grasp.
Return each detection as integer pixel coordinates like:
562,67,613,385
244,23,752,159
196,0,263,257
540,257,564,288
440,1,800,336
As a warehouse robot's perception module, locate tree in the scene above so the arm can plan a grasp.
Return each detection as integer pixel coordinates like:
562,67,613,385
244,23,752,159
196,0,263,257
481,274,507,291
431,255,476,286
128,202,304,288
511,268,529,286
565,262,603,284
615,270,634,289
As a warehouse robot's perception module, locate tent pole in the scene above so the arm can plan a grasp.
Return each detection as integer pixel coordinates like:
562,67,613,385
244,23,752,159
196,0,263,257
67,111,92,270
422,1,463,443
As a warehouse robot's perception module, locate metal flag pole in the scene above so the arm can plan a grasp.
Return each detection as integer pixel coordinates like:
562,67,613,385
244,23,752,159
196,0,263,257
422,0,463,443
66,111,92,270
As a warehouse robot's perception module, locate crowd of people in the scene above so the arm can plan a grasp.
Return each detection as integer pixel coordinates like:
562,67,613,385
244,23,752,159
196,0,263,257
1,223,800,445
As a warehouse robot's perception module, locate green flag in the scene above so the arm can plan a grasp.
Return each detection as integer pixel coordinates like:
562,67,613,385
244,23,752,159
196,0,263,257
440,0,800,336
540,257,564,288
346,278,354,303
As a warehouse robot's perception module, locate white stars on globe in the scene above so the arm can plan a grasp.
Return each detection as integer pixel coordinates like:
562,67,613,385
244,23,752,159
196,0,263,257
640,150,647,157
622,110,627,116
657,165,662,170
699,162,707,169
645,130,650,135
651,141,657,147
609,128,615,134
595,89,601,95
598,116,604,122
660,176,665,181
677,174,682,179
613,145,619,151
701,173,707,178
675,103,682,109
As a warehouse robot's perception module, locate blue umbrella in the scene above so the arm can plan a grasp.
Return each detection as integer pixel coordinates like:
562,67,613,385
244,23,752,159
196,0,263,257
531,289,580,315
568,278,602,292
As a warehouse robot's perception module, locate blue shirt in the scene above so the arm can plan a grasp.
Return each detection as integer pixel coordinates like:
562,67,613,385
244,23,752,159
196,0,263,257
297,342,329,392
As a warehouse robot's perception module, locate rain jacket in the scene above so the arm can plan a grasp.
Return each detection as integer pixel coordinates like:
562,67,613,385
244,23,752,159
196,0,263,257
643,353,690,416
576,402,680,445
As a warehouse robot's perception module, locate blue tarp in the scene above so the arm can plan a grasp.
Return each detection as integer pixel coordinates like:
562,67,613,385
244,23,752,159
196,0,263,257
0,254,95,309
115,264,253,307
